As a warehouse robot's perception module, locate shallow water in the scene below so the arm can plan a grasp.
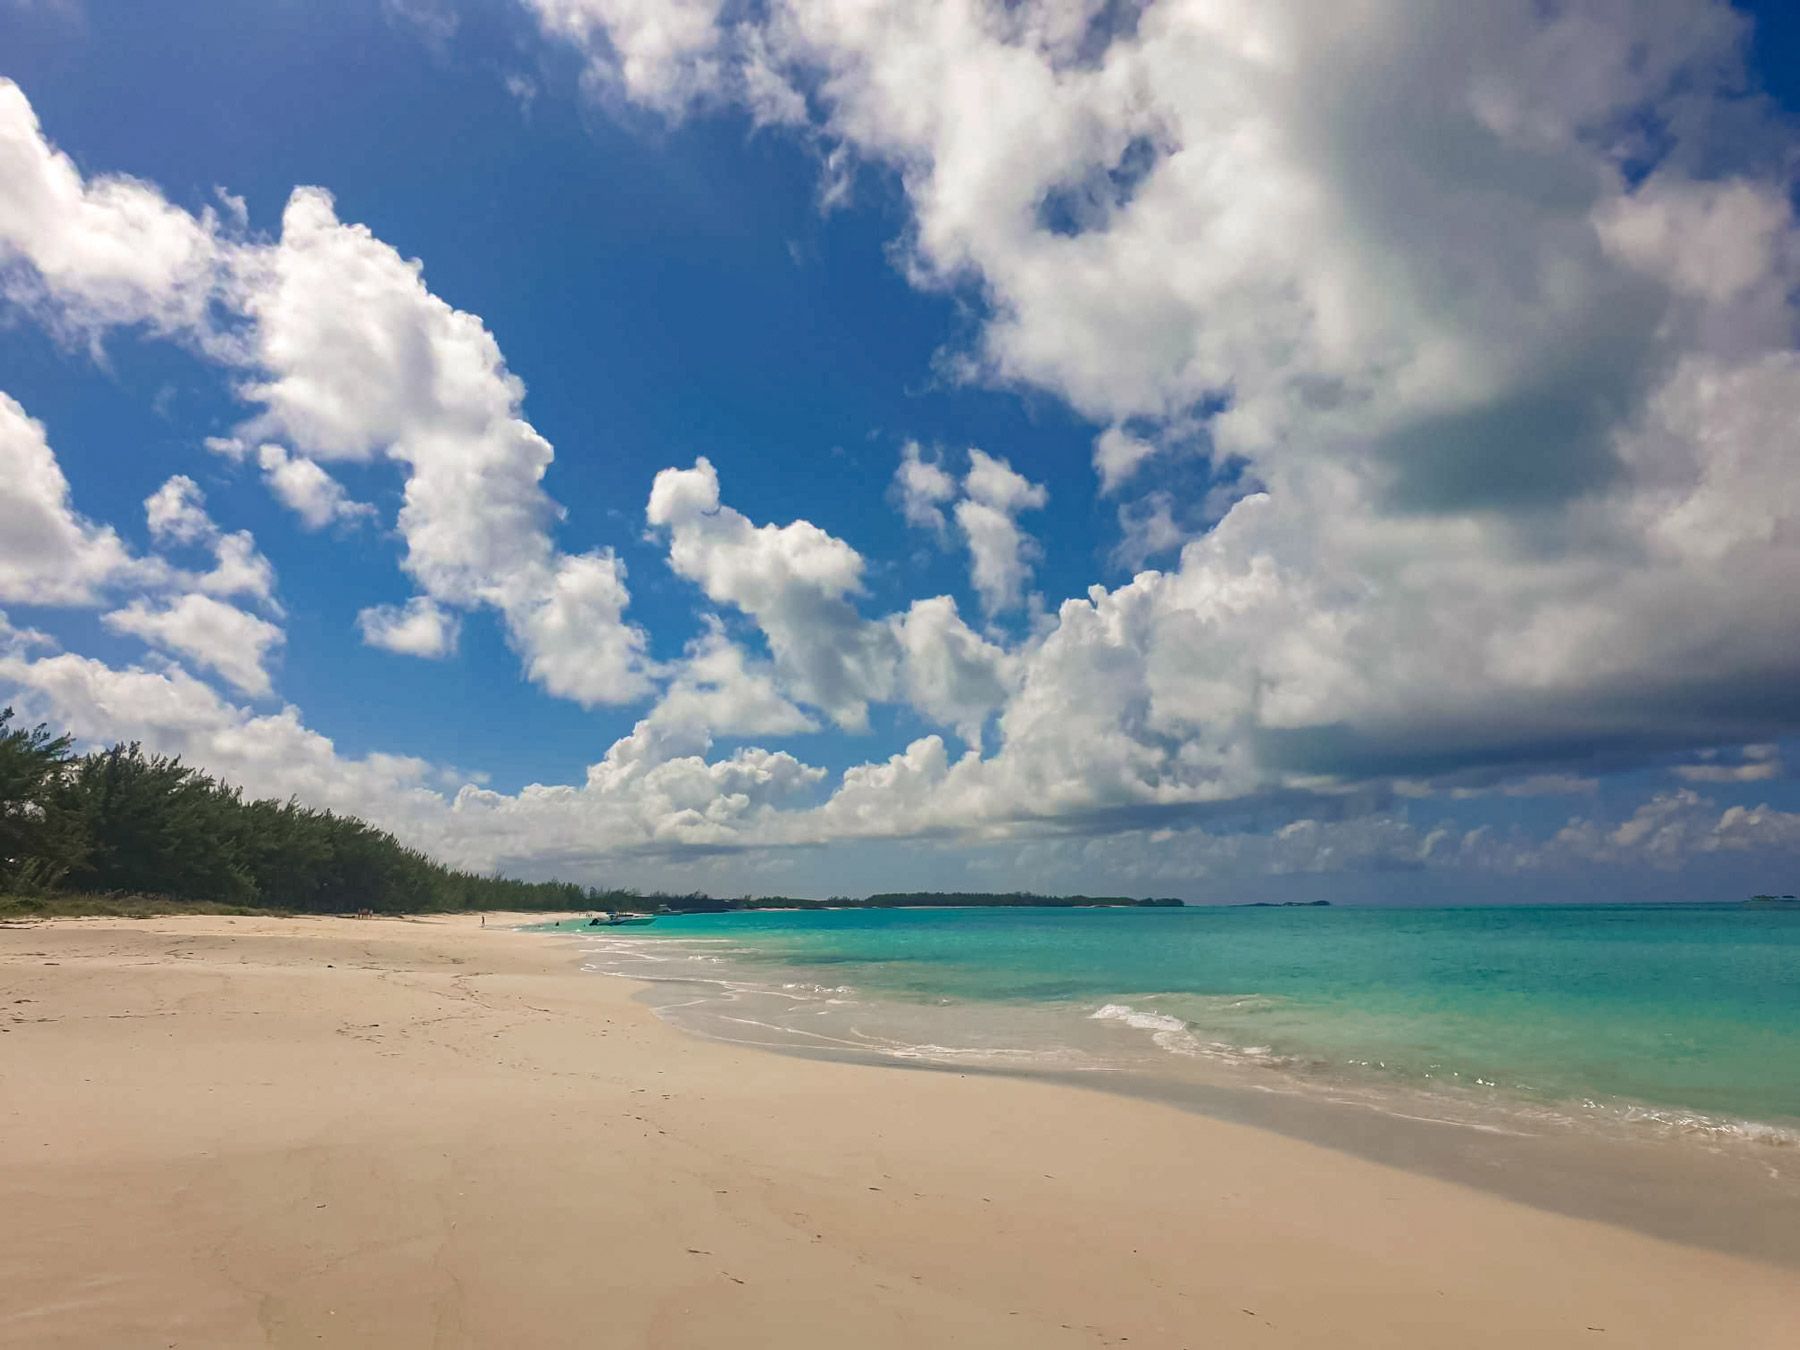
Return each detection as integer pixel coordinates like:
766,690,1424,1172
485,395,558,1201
538,903,1800,1263
547,903,1800,1144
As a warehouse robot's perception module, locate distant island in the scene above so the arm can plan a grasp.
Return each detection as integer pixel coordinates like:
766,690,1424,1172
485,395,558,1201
1234,900,1332,908
637,892,1186,914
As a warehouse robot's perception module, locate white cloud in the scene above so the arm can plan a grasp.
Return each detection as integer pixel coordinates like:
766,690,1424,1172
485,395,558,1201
891,440,957,534
0,646,448,830
757,0,1749,460
508,550,648,706
894,441,1049,618
197,530,278,607
516,0,1800,830
142,474,278,607
11,14,1800,886
0,391,138,605
888,595,1015,748
232,186,653,703
357,596,460,659
518,0,810,127
0,642,829,874
0,401,273,624
1675,760,1781,784
0,77,224,339
963,445,1047,516
3,128,643,697
202,434,248,462
649,455,895,728
740,22,809,128
461,732,826,864
1111,490,1184,571
649,458,1021,746
255,443,376,530
524,0,729,114
144,475,212,546
383,0,459,47
5,631,1800,890
1546,789,1800,870
102,593,284,698
1093,426,1159,496
640,617,818,749
1672,744,1784,784
955,448,1046,616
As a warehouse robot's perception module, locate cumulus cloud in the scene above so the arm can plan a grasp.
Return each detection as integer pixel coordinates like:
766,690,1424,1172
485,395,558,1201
525,0,728,113
1111,490,1184,571
0,646,448,830
640,617,818,749
3,89,652,707
1672,744,1783,784
0,392,139,605
0,80,1035,763
0,400,274,625
196,530,279,607
523,0,1800,827
143,475,212,546
458,733,826,865
142,475,278,607
356,596,460,659
1546,789,1800,870
508,550,649,706
649,457,1023,744
890,440,957,535
4,629,1798,891
254,444,376,530
0,77,224,339
516,0,815,123
0,641,830,875
10,7,1800,889
955,448,1046,616
888,595,1015,748
1093,426,1159,495
894,443,1049,616
649,455,895,728
232,186,653,702
102,592,284,697
754,1,1732,459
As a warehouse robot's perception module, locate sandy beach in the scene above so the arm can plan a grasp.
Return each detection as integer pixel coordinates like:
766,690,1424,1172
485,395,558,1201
1,914,1794,1349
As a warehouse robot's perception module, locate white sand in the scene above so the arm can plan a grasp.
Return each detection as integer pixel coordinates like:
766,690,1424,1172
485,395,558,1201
2,912,1793,1348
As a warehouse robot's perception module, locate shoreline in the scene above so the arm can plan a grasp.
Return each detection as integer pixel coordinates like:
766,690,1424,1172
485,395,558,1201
3,913,1796,1348
567,923,1800,1270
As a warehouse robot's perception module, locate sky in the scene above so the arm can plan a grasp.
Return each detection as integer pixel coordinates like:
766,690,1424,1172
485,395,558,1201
3,0,1800,903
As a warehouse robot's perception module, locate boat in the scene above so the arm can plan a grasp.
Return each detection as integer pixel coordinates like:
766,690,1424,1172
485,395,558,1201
587,912,658,927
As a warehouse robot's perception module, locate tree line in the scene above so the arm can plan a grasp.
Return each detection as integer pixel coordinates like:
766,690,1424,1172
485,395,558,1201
0,709,590,913
2,708,1186,915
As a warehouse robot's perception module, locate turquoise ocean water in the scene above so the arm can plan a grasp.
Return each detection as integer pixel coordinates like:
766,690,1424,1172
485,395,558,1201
558,904,1800,1144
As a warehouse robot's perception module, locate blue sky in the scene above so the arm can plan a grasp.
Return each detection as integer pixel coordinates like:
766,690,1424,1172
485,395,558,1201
3,0,1800,901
